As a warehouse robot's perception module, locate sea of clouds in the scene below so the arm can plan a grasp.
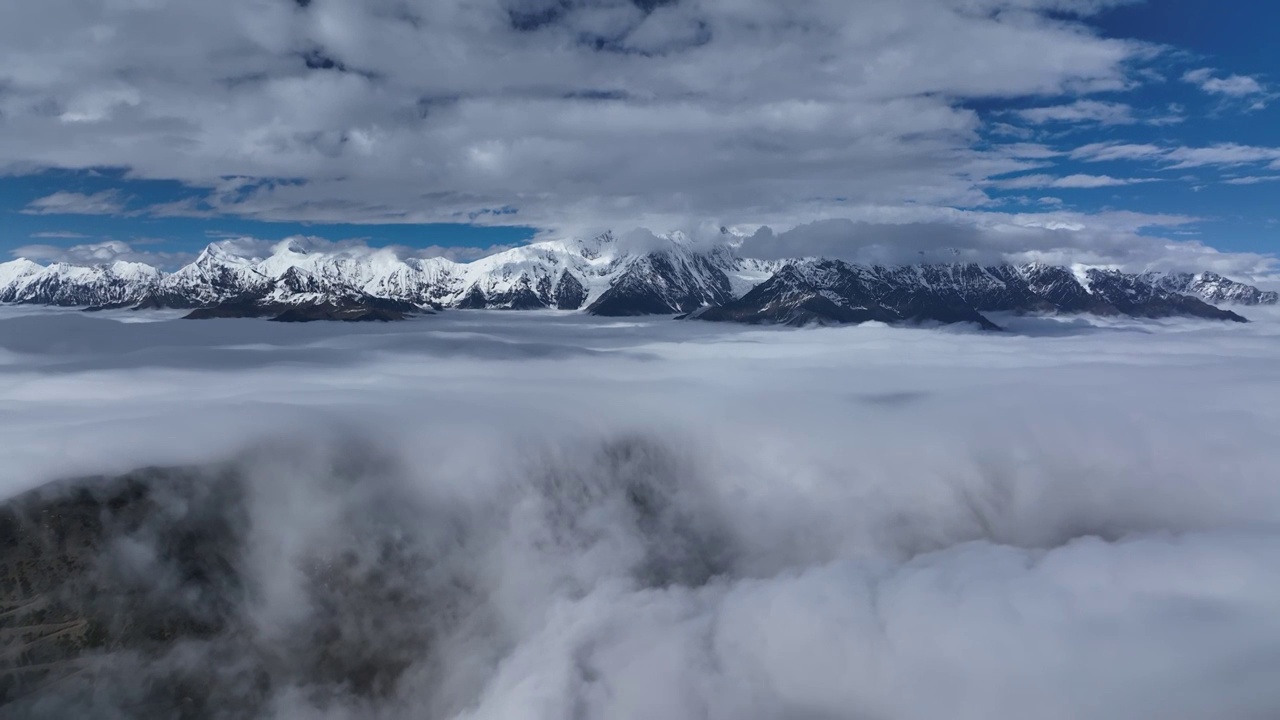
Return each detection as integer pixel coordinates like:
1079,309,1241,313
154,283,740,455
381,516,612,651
3,308,1280,718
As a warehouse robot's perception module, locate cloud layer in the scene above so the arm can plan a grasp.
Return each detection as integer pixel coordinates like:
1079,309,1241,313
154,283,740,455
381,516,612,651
0,0,1144,232
4,309,1280,717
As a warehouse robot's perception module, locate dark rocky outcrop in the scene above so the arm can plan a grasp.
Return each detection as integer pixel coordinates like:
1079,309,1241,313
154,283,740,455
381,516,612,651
553,271,587,310
697,260,1250,329
697,261,1000,330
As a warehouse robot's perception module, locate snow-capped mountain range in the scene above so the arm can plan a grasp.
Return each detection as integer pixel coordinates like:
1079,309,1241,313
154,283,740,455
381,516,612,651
0,231,1274,327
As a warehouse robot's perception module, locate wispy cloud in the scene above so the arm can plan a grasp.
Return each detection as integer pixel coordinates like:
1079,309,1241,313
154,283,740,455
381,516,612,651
1072,142,1280,170
29,231,90,239
1016,100,1138,125
1070,142,1168,162
992,174,1158,190
1166,144,1280,170
1183,68,1266,97
1012,100,1180,127
21,190,129,216
1223,176,1280,186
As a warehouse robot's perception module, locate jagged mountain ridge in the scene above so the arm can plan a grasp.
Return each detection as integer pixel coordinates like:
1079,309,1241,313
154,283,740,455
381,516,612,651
695,259,1251,327
0,232,1272,326
1142,271,1280,306
0,232,777,319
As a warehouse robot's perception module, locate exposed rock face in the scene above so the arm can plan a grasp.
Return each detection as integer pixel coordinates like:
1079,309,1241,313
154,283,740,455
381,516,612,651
1084,269,1246,322
587,252,736,317
697,260,1248,329
696,260,999,329
553,271,587,310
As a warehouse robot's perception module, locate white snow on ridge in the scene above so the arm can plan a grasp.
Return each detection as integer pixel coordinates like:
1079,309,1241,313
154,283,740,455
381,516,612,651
0,231,1275,311
0,230,745,310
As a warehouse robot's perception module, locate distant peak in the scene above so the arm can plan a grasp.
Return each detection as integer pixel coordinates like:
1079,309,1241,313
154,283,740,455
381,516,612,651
198,241,238,260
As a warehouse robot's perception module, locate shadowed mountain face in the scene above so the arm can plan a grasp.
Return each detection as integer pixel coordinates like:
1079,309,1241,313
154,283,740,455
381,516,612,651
696,260,1249,329
182,295,425,322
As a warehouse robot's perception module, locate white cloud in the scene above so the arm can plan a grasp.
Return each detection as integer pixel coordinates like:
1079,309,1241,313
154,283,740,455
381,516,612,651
992,173,1157,189
1183,67,1267,97
1165,144,1280,170
0,0,1144,231
1072,141,1280,170
4,310,1280,717
21,189,129,215
190,233,522,265
1070,142,1167,162
29,230,90,239
1223,176,1280,186
1014,100,1138,125
733,211,1280,278
11,239,192,268
1012,99,1182,127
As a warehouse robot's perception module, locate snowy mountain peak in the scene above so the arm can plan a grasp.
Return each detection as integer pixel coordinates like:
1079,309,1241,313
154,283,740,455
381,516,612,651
572,231,617,260
1,235,1274,326
1141,270,1280,306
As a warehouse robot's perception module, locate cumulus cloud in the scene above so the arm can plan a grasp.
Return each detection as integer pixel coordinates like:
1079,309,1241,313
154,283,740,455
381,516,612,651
195,233,523,264
6,233,527,270
732,210,1280,278
0,0,1144,231
4,311,1280,717
10,239,194,268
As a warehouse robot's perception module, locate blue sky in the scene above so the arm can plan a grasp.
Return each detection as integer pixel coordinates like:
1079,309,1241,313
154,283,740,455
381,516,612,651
1,0,1276,271
1,170,538,261
974,0,1280,254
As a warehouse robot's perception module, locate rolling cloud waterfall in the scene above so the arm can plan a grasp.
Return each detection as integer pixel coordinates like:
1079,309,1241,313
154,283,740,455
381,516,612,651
3,309,1280,718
